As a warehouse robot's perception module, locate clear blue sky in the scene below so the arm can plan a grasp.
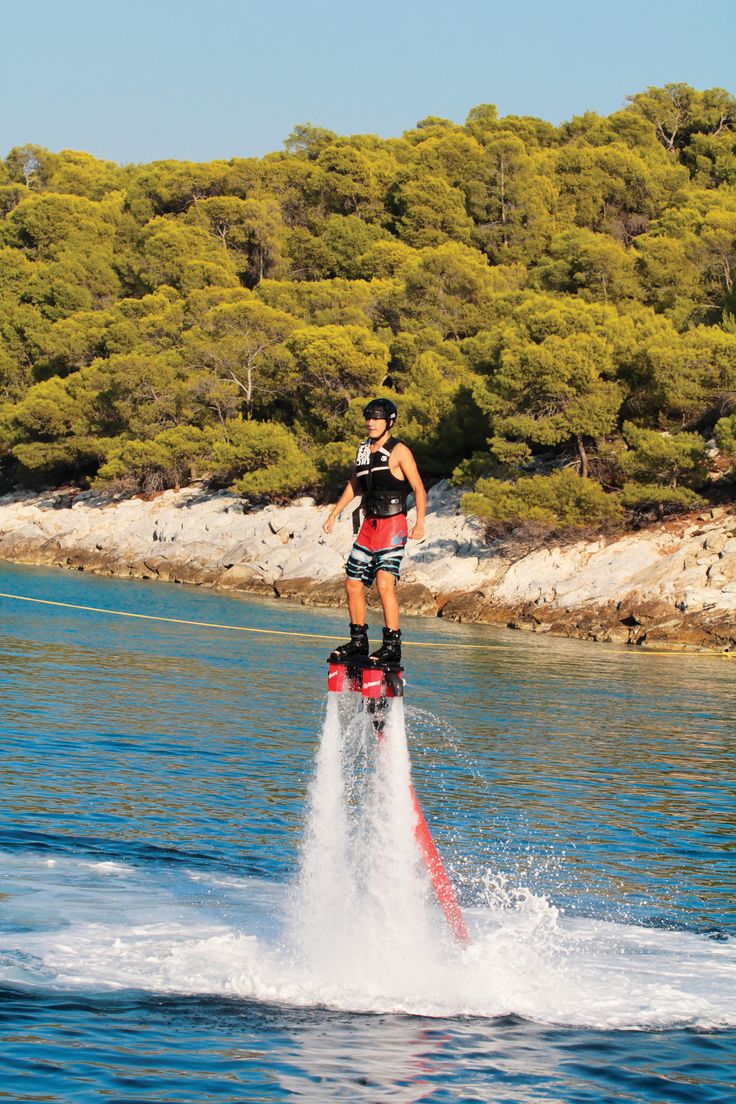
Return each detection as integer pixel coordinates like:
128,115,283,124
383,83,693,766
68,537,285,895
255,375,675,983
1,0,734,165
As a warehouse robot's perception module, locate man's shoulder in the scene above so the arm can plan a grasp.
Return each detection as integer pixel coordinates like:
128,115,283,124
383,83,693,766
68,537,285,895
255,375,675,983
388,439,412,458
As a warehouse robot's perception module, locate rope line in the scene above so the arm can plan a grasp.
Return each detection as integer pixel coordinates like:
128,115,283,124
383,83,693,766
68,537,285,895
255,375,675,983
0,590,506,651
0,589,731,658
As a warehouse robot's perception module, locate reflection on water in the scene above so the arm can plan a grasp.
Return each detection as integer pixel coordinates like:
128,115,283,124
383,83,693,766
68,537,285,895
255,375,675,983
2,987,734,1103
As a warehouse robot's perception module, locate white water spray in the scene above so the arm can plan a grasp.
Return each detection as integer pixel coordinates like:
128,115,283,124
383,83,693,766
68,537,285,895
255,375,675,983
289,696,454,1003
289,694,357,977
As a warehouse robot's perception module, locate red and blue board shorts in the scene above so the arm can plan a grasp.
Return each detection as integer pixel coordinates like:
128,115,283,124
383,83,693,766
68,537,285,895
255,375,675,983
345,515,408,587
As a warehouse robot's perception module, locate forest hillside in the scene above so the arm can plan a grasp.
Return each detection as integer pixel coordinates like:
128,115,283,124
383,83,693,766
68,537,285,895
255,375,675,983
1,83,735,537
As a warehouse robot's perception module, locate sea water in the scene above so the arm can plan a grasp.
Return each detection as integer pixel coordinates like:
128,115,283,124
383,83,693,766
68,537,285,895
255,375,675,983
0,560,734,1102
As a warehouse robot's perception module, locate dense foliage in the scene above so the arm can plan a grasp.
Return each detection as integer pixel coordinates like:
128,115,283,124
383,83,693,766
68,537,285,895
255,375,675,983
1,83,735,530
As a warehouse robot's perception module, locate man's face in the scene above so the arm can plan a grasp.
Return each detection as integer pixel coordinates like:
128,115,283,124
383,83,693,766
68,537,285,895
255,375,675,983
365,415,388,440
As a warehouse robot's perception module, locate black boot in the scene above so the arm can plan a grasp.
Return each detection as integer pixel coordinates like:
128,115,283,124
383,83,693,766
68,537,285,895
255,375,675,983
369,627,401,665
330,623,369,662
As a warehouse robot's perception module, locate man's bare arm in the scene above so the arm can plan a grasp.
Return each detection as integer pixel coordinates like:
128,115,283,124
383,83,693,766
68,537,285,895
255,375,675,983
394,445,426,540
322,476,360,534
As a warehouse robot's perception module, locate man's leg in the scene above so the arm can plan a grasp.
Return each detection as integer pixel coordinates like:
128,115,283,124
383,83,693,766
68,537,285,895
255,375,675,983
369,570,402,663
346,576,367,624
330,576,369,660
375,570,399,631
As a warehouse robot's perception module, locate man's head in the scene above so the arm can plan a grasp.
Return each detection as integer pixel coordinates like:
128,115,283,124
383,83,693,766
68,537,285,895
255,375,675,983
363,397,397,439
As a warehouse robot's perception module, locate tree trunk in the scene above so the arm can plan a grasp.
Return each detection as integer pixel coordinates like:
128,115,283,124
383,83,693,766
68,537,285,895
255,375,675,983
576,435,589,479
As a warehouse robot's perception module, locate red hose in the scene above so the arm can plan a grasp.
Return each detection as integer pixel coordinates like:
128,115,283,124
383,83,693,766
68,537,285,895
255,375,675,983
410,785,471,946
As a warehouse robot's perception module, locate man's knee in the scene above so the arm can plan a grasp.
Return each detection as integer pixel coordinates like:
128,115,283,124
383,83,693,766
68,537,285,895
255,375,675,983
375,570,396,595
346,576,364,597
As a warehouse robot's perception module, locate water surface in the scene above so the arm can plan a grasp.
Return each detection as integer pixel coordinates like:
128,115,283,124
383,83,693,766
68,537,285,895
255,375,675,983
0,561,734,1101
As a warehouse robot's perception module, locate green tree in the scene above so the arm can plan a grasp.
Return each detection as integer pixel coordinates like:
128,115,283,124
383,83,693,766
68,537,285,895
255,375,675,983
621,321,736,424
354,237,415,279
260,154,322,231
473,318,624,477
285,226,333,280
683,130,736,188
538,229,640,303
398,241,525,339
139,217,240,293
91,352,195,438
34,307,116,378
634,230,703,326
0,372,102,481
182,297,298,418
1,192,123,305
319,214,389,277
5,145,56,188
627,84,736,155
104,289,186,357
0,89,734,513
549,141,685,243
284,123,338,160
387,175,474,248
636,192,736,324
0,298,49,399
256,277,389,327
285,324,388,434
389,348,488,475
471,134,556,262
316,141,395,219
44,150,125,198
95,425,213,492
619,482,706,517
122,159,238,221
714,413,736,477
189,196,288,286
0,183,28,216
464,104,499,143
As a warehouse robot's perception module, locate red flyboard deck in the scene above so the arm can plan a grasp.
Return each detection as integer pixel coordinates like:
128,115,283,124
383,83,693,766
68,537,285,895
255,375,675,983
327,657,404,698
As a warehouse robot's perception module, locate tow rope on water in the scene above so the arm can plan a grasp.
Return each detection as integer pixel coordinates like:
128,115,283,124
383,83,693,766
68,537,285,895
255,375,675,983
0,589,506,651
0,589,731,658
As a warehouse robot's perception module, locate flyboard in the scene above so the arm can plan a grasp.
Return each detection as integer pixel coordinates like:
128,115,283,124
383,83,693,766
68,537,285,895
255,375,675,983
327,654,471,946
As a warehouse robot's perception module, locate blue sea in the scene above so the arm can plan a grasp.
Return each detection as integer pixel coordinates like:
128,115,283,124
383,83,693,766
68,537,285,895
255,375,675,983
0,560,734,1102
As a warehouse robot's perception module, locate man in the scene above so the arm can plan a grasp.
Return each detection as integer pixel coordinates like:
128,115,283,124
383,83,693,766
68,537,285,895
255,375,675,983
322,397,426,665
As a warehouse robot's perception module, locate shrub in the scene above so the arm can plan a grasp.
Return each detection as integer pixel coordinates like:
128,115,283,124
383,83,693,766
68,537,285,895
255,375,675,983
312,440,357,496
462,468,622,538
210,420,317,498
620,481,706,520
451,452,496,487
13,435,116,476
621,422,709,489
95,426,212,493
714,413,736,460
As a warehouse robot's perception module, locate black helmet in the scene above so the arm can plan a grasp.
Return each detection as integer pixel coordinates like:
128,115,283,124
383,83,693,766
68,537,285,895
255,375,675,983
362,397,397,427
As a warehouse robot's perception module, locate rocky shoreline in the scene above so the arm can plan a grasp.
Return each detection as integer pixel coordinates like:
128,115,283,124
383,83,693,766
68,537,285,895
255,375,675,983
0,483,734,652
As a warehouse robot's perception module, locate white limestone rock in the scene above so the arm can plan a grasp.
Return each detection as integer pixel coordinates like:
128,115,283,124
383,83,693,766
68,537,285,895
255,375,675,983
0,486,734,643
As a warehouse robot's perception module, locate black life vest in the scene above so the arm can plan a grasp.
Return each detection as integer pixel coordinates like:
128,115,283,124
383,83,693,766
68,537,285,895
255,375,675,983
354,436,407,518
